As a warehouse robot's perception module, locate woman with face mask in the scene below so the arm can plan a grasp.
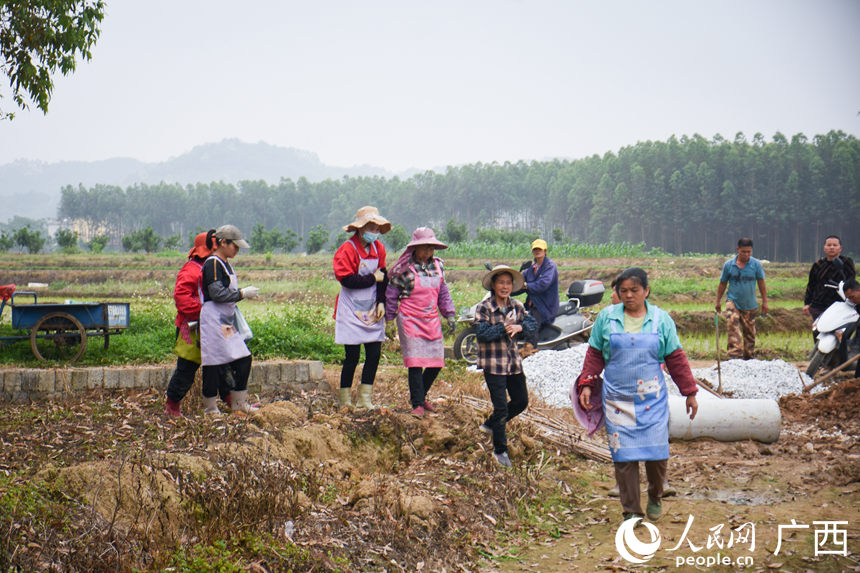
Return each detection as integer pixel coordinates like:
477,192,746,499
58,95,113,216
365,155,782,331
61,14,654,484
332,206,391,409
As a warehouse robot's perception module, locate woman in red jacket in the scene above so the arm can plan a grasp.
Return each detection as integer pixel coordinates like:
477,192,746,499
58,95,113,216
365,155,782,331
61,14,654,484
164,231,230,417
332,206,390,408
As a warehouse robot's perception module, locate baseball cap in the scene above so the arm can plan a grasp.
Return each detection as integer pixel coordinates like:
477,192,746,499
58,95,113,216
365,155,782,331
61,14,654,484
214,224,250,249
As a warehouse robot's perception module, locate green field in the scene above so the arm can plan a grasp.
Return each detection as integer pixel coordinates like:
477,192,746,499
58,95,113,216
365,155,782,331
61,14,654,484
0,252,814,366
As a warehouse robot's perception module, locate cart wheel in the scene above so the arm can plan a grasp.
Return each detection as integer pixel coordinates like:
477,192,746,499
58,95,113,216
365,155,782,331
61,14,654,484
30,312,88,364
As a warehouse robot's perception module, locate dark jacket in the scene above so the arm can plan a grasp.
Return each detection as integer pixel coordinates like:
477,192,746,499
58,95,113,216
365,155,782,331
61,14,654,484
804,255,856,309
516,257,559,324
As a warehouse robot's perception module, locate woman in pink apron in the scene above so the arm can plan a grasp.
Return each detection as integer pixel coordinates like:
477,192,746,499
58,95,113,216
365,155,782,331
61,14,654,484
199,225,260,415
573,267,698,524
333,206,391,409
385,227,456,418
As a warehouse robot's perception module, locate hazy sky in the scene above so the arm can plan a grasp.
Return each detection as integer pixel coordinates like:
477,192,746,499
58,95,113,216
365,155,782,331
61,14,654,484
1,0,858,172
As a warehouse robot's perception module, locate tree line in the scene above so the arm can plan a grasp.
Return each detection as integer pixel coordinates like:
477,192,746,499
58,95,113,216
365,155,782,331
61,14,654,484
57,130,859,261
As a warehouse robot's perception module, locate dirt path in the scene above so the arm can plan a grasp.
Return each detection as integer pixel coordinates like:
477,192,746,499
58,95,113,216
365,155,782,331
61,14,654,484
487,381,860,572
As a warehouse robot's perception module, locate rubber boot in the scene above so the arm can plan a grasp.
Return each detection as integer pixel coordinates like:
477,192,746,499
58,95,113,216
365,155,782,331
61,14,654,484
355,384,376,409
338,387,353,407
230,390,259,413
203,396,222,417
165,397,182,418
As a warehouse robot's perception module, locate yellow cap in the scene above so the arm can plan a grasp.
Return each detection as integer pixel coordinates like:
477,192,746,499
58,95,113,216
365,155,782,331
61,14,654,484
531,239,548,251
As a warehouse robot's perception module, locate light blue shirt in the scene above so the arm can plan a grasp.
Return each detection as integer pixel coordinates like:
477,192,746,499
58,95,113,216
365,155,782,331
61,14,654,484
588,301,682,363
720,256,765,311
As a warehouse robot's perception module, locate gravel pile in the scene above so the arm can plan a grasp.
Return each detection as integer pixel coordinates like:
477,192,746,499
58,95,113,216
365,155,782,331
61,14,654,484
522,346,818,407
689,359,817,400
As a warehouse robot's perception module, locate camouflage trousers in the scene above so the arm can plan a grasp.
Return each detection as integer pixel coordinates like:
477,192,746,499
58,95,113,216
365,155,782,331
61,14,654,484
725,300,757,359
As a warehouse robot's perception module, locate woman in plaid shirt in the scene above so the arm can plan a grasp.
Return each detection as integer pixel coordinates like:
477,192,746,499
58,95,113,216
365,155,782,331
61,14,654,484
475,265,538,467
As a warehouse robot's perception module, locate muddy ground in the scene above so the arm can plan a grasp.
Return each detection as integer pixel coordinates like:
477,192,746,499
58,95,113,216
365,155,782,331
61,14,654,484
488,377,860,572
1,364,858,572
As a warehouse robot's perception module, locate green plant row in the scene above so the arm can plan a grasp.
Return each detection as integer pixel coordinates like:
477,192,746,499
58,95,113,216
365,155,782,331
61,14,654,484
445,240,657,260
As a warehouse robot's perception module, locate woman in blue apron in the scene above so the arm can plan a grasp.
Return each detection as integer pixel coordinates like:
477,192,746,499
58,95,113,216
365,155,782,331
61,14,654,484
333,206,391,409
199,225,260,415
573,267,699,523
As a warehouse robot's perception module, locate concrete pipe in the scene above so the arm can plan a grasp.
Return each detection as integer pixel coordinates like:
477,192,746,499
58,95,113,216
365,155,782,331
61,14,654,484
667,396,781,443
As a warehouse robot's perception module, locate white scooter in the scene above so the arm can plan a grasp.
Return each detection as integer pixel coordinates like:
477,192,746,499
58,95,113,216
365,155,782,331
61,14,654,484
806,281,859,378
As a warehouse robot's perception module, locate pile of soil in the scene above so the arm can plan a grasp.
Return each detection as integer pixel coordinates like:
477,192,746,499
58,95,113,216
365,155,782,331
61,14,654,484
780,376,860,427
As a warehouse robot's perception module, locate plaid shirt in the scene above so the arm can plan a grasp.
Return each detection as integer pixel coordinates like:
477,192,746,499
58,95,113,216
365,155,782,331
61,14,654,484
389,257,444,299
475,296,531,375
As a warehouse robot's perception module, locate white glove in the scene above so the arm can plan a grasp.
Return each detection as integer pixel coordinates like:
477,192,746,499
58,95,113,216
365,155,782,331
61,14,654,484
242,286,260,299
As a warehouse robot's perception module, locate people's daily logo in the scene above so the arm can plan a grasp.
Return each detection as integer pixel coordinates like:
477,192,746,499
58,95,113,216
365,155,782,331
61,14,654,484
615,517,661,564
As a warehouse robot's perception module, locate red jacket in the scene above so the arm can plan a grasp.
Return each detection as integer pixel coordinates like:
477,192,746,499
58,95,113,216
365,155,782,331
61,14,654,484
333,234,386,280
332,234,387,319
174,259,204,328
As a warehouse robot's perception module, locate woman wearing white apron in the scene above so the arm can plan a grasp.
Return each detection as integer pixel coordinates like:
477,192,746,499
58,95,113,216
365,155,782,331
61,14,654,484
333,206,391,408
199,225,260,415
573,267,699,524
385,227,457,418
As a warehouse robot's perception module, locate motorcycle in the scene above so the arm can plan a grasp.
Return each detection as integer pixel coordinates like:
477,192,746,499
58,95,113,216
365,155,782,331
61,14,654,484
452,263,605,366
806,281,860,378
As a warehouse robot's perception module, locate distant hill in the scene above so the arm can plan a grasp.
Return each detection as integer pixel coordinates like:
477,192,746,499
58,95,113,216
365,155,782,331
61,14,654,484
0,139,393,221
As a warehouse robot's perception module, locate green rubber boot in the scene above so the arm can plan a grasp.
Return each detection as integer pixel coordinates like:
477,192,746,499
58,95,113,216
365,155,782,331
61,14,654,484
338,387,353,407
355,384,376,409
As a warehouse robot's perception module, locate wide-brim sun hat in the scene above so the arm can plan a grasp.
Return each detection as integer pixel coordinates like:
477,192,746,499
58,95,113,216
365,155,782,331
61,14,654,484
343,206,392,234
482,264,525,292
406,227,447,249
214,224,251,249
188,231,213,259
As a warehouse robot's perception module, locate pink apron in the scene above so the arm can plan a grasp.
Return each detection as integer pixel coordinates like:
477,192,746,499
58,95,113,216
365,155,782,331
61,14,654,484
334,241,386,345
199,256,251,366
396,261,444,368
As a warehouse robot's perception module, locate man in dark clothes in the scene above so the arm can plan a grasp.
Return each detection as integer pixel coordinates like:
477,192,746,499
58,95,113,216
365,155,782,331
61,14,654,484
804,235,856,321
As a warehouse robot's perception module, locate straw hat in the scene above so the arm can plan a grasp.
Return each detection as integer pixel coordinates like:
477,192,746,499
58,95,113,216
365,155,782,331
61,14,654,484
343,206,391,234
405,227,447,249
482,264,525,291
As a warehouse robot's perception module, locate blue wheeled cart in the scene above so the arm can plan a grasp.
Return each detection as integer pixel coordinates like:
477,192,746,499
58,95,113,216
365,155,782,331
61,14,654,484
0,284,130,364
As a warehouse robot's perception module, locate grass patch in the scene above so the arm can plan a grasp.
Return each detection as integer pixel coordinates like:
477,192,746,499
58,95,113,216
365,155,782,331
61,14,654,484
681,331,811,361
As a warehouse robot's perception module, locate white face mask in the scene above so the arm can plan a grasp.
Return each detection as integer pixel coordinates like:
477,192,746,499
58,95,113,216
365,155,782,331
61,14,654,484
362,231,380,243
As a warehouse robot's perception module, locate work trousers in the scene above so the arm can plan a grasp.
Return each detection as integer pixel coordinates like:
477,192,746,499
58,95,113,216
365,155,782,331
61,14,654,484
340,341,382,388
483,372,529,455
408,367,441,408
725,301,757,359
614,459,668,515
202,354,251,398
166,329,231,402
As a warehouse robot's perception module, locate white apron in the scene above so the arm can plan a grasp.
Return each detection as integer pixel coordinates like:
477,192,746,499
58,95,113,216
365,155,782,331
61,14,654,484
334,240,385,345
199,256,251,366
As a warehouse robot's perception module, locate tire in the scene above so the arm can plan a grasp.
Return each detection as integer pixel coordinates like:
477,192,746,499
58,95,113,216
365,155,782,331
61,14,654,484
30,312,88,364
453,326,479,366
806,348,830,378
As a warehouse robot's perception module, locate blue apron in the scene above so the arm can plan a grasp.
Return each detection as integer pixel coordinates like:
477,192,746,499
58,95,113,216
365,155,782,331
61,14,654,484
602,316,669,462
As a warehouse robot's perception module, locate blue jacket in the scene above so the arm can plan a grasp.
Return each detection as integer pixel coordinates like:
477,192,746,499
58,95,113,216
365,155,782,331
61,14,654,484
517,256,559,323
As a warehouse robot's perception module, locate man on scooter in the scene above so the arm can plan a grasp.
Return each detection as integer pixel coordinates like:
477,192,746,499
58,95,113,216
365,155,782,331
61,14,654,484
839,279,860,377
515,239,559,354
804,235,856,322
